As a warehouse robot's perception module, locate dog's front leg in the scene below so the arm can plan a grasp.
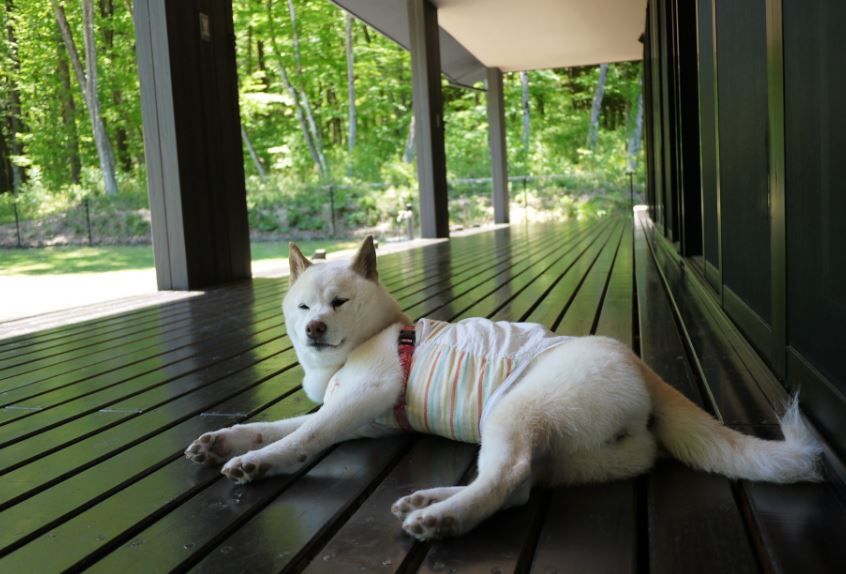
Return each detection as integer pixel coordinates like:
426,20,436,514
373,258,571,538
221,378,400,484
185,415,312,466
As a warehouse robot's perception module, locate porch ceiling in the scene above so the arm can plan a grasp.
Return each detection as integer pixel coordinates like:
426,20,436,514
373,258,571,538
432,0,647,71
332,0,645,87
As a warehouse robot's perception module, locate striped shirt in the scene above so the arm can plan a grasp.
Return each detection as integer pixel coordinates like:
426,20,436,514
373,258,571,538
326,318,572,444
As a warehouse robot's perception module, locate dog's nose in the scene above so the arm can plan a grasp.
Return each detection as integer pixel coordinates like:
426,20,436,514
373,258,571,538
306,320,327,340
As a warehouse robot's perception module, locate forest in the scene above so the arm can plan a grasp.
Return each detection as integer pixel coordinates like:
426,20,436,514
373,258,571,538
0,0,644,247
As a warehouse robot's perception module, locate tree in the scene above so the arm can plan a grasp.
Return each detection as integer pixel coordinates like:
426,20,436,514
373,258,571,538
520,71,530,155
286,0,328,176
52,0,118,195
266,0,328,178
241,124,267,181
0,0,644,203
56,30,81,183
586,63,608,150
345,12,356,164
627,75,644,172
98,0,132,172
4,0,24,192
403,115,415,164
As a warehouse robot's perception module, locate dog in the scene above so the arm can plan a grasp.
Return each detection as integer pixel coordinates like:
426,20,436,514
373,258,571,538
185,236,822,541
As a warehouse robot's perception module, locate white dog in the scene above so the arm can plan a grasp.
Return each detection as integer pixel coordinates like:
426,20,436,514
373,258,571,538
186,237,822,540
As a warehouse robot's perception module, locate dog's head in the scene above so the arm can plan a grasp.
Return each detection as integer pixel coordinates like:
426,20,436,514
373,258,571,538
283,236,406,374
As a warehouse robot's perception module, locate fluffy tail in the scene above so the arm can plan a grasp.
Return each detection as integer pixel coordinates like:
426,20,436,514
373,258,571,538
641,364,823,483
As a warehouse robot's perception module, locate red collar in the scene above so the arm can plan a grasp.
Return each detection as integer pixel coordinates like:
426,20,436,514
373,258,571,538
394,325,416,431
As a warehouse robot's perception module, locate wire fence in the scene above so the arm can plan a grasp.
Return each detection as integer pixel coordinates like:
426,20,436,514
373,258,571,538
0,194,151,248
0,172,639,248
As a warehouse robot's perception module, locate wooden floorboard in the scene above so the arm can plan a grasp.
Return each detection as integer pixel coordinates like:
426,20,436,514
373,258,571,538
530,219,638,574
0,224,561,568
413,221,624,573
154,223,609,574
0,217,842,573
634,212,761,574
0,230,544,429
639,213,846,574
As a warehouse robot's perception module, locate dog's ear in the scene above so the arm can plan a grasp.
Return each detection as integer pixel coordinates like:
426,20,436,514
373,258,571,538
288,242,312,284
351,236,378,281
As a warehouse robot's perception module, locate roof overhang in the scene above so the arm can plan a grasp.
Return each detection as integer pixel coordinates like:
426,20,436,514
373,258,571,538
332,0,645,88
331,0,486,88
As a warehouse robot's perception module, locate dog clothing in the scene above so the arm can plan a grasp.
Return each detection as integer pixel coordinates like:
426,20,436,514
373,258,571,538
325,318,573,443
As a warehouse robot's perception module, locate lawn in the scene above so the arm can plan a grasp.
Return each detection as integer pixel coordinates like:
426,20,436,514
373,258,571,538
0,239,359,275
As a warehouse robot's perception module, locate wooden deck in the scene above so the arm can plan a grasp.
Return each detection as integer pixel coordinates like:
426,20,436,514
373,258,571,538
1,215,843,573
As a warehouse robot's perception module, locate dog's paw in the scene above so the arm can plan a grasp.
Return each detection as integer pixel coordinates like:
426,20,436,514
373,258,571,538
401,508,460,541
391,487,461,520
185,431,232,465
221,455,271,484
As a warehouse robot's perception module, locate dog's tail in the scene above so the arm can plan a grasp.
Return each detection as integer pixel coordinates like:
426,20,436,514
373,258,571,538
641,363,822,483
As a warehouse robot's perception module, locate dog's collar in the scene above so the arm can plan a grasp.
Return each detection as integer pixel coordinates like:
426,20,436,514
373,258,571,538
394,325,416,431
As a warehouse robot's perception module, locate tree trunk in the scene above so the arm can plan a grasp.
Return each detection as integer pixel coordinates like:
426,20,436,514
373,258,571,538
241,125,267,181
520,71,530,155
56,34,82,183
286,0,327,177
5,0,25,191
403,115,415,164
246,25,253,75
587,63,609,150
345,12,356,162
53,0,118,195
627,77,644,172
256,39,268,89
99,0,132,171
0,120,12,193
266,0,327,177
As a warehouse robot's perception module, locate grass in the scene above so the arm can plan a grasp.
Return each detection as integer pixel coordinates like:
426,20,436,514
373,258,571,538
0,239,359,275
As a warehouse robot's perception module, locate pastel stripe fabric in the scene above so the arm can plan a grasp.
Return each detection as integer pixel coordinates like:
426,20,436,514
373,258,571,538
376,318,572,443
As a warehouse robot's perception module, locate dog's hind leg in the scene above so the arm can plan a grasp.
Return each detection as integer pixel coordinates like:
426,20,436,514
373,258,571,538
185,415,312,466
541,428,657,485
392,486,463,520
392,476,532,521
400,420,534,540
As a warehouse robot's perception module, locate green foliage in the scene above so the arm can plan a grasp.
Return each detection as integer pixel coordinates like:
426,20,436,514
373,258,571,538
0,0,645,248
1,0,143,191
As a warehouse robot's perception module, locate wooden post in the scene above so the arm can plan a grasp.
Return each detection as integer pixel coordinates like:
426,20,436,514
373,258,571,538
408,0,449,238
486,67,509,224
135,0,251,290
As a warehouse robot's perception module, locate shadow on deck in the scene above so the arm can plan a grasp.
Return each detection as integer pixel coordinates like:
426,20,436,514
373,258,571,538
0,214,843,572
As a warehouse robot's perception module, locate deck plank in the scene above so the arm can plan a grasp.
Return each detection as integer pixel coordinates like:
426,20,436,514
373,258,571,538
555,221,625,335
197,224,612,573
302,437,475,574
639,216,846,574
0,240,540,459
0,218,841,574
634,213,760,574
0,233,543,432
594,220,634,348
530,219,638,574
415,221,625,572
156,226,584,571
0,225,552,568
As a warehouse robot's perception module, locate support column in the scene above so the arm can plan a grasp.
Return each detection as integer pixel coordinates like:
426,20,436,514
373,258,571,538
408,0,449,238
486,68,509,223
135,0,251,290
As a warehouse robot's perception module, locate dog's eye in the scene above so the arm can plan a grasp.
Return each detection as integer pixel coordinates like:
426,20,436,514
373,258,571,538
298,303,309,310
331,297,349,310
